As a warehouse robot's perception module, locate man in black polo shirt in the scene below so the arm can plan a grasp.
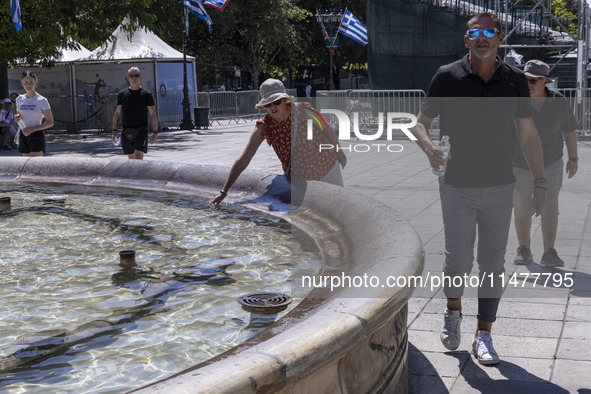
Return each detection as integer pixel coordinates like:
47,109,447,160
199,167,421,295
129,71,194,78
112,67,159,160
411,12,546,365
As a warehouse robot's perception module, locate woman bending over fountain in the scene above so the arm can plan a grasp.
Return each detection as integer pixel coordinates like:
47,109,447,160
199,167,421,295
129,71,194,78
210,78,346,207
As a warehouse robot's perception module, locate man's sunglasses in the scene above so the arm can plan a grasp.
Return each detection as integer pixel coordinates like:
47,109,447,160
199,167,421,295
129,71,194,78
21,71,36,77
264,98,283,108
128,74,141,78
466,28,499,40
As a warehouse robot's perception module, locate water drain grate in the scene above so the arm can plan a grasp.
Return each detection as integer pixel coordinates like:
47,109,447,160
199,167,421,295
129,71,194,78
238,292,293,314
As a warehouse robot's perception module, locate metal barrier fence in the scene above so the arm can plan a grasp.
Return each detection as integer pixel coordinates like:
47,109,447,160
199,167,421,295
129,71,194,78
42,88,301,132
315,89,426,136
158,92,198,129
45,94,116,133
556,88,591,137
42,88,590,136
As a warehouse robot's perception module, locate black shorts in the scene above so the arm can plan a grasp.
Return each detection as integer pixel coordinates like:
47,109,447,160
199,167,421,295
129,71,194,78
18,130,46,154
121,128,148,155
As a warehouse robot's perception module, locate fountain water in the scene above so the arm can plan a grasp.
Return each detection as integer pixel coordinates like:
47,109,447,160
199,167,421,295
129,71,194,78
0,182,321,392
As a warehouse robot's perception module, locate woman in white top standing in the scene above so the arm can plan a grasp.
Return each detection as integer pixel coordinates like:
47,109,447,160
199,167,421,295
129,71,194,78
15,71,54,157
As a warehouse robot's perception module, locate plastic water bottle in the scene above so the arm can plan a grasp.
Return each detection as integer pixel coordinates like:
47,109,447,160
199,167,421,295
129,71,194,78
112,134,121,146
17,119,26,130
432,135,450,177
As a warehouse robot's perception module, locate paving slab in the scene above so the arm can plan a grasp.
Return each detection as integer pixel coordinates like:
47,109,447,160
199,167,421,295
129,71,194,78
552,359,591,389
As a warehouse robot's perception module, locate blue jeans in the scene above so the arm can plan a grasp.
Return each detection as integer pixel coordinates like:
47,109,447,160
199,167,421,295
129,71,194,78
440,181,514,323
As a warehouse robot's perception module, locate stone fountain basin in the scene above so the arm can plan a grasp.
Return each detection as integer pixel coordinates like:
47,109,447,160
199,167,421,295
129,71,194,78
0,157,424,394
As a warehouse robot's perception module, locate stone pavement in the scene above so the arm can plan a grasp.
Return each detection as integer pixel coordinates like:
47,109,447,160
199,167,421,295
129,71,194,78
1,122,590,393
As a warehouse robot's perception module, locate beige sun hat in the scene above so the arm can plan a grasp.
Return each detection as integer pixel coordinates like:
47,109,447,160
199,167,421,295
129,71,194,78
255,78,294,109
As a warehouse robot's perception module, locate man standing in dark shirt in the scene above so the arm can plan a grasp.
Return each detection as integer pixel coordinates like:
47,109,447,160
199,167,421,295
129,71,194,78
411,12,546,365
112,67,159,160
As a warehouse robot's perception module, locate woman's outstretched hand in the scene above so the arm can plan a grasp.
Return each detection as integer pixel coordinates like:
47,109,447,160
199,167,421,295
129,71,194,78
209,191,227,208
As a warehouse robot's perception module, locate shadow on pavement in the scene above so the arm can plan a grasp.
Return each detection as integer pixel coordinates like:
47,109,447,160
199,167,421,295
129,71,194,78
408,342,573,393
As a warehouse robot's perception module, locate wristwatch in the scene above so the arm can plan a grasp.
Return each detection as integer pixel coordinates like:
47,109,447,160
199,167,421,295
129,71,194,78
569,157,578,163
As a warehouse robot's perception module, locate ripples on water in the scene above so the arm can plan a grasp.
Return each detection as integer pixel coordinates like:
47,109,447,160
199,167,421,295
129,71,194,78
0,182,321,393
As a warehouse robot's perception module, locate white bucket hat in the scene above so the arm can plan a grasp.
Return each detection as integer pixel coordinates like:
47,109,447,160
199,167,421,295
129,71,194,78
255,78,294,109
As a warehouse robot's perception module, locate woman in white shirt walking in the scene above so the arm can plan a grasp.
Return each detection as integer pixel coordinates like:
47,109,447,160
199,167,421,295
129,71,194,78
15,70,54,156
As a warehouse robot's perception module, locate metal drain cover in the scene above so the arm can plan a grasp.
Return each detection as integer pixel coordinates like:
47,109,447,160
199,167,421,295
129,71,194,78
238,292,293,314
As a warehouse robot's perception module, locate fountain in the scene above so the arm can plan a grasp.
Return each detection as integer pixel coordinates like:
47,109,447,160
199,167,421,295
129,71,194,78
0,157,424,393
0,180,320,392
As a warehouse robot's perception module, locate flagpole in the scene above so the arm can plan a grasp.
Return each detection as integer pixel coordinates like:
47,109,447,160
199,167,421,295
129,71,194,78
180,5,195,131
315,10,344,90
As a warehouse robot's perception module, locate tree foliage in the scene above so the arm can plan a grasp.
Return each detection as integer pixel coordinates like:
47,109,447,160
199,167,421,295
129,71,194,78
0,0,155,67
151,0,368,89
551,0,579,35
2,0,368,91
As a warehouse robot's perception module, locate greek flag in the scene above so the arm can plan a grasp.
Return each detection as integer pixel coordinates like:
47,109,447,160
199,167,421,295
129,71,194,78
11,0,22,31
184,0,213,34
202,0,230,11
338,10,367,46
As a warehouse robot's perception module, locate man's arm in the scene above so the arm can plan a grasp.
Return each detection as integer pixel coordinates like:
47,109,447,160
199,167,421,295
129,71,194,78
112,105,122,136
148,105,158,144
515,116,546,216
564,130,578,178
411,110,446,170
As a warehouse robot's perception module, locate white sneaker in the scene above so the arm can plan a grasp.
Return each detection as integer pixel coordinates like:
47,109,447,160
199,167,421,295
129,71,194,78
472,330,500,365
440,309,462,350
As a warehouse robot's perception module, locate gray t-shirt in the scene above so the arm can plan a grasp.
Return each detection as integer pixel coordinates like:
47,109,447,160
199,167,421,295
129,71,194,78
513,89,579,169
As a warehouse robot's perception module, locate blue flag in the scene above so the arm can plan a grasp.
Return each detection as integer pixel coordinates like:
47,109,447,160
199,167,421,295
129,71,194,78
202,0,230,12
11,0,22,31
338,9,367,46
184,0,213,34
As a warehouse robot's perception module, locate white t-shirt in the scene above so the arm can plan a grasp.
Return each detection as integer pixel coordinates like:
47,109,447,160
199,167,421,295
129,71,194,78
16,93,50,128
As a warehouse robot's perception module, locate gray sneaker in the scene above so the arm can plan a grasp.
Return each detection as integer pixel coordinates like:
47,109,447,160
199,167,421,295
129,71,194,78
540,247,564,267
440,309,462,350
514,245,533,265
472,330,500,365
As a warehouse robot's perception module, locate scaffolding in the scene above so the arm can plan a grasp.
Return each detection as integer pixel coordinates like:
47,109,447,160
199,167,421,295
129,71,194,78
368,0,591,89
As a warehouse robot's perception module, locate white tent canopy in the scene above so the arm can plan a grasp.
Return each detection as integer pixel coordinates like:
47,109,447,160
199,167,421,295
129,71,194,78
56,43,92,62
84,20,192,61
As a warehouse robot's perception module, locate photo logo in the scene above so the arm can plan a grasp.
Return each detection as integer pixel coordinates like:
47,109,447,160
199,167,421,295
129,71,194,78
306,108,418,153
305,108,330,139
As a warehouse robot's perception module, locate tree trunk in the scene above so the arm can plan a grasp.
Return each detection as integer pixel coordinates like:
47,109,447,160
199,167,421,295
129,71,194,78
251,65,261,91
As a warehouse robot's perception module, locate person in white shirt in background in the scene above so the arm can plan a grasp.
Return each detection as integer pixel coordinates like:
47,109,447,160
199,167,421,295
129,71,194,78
15,71,54,157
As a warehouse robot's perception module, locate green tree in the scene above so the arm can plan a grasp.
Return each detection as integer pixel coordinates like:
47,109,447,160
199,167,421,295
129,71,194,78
1,0,368,95
153,0,368,89
0,0,154,96
551,0,579,35
201,0,309,88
